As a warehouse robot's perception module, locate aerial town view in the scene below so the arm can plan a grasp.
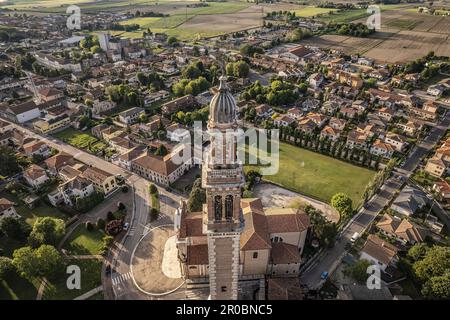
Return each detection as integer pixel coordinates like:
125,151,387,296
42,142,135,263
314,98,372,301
0,0,449,306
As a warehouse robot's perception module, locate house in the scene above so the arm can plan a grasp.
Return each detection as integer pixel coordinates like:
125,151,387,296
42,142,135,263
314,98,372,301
305,112,326,127
118,107,146,125
255,104,274,119
424,157,447,177
33,114,71,134
425,214,444,233
0,101,41,123
377,107,394,122
23,164,49,189
92,100,116,114
116,146,146,171
391,185,429,217
308,73,323,88
370,140,394,158
143,90,170,107
0,198,19,219
329,117,346,131
432,180,450,204
346,130,368,150
109,137,137,154
427,84,444,97
297,118,316,134
0,119,13,134
22,140,51,158
130,146,192,187
161,95,196,115
360,235,399,272
409,106,437,122
37,88,64,102
273,114,296,127
287,107,302,120
44,152,74,175
396,120,421,136
376,214,427,245
320,126,341,142
340,107,358,119
385,132,407,152
166,123,190,142
279,45,313,64
82,166,118,195
57,176,95,207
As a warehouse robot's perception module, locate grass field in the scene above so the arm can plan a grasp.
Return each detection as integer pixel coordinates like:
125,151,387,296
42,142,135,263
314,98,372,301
63,224,105,255
291,6,338,18
385,19,423,30
0,272,39,300
44,258,102,300
244,142,375,205
53,127,107,153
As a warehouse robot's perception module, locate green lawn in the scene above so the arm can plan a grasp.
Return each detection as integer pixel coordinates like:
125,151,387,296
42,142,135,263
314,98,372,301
63,224,105,255
0,191,70,226
43,258,102,300
317,8,370,23
244,142,376,205
53,127,108,153
0,272,39,300
385,19,422,30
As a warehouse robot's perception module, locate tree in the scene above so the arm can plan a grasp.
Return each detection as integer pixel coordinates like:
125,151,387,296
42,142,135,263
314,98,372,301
0,256,14,280
85,221,94,232
167,36,178,46
96,218,106,230
34,245,64,278
345,259,372,284
421,271,450,300
233,61,250,78
28,217,65,247
408,243,429,261
149,184,157,194
413,246,449,283
331,193,353,220
106,211,115,222
187,178,206,212
0,217,31,240
0,146,21,176
12,246,40,279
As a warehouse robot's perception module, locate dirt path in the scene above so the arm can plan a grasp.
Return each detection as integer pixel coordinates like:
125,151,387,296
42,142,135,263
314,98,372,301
253,183,340,223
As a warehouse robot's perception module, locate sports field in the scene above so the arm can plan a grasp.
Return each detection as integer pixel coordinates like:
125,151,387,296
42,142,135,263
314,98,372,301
244,142,375,205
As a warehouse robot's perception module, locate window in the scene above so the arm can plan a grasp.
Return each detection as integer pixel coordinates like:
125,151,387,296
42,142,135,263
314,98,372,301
214,195,222,221
253,252,258,259
221,286,227,292
225,195,233,220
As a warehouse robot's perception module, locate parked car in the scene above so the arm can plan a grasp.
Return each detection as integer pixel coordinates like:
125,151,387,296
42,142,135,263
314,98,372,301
123,222,129,231
321,271,329,280
350,232,359,243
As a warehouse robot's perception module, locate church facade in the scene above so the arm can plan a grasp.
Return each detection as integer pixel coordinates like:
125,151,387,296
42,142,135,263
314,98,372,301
174,77,310,300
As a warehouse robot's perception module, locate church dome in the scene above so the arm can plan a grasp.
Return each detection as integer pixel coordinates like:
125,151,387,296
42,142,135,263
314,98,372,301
209,76,236,125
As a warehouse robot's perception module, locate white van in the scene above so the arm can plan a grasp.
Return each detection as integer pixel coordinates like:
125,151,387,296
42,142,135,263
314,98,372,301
350,232,359,243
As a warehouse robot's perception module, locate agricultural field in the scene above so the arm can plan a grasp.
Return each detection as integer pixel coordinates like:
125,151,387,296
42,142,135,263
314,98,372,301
244,142,375,206
290,6,338,18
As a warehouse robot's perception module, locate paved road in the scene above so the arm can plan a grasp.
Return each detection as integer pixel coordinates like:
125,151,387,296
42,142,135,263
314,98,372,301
8,122,184,300
402,115,450,172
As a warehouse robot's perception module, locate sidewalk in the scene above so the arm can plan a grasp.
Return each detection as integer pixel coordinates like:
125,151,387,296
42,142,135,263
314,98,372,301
74,285,103,300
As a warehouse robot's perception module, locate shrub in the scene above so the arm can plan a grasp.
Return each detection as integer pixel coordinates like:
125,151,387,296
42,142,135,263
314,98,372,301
96,218,106,230
149,184,157,194
117,202,126,211
0,256,15,280
85,221,94,231
121,185,129,193
105,220,123,236
149,208,159,221
242,190,253,198
106,211,115,221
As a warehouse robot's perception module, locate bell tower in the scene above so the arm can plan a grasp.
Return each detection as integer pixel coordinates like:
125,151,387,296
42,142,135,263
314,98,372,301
202,76,244,300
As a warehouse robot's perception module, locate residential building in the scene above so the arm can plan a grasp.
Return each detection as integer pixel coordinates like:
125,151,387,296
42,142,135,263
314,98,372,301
23,164,49,188
385,132,407,152
22,140,51,158
33,114,71,134
370,139,394,158
0,198,19,219
82,166,118,195
44,152,74,175
161,95,196,115
118,107,145,125
376,214,427,245
391,185,429,217
0,101,41,123
360,235,399,272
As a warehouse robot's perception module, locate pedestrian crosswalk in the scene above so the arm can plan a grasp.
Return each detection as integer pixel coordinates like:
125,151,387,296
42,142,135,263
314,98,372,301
112,272,132,286
128,226,136,236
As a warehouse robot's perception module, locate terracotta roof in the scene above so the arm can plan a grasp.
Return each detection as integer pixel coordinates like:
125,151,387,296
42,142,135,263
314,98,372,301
265,208,310,234
132,151,181,176
0,197,14,212
267,278,304,300
187,244,209,265
271,242,300,264
82,166,113,185
38,87,62,97
240,198,271,251
288,46,312,58
376,214,401,234
45,152,73,170
23,140,47,154
179,211,204,239
24,164,47,180
361,235,398,265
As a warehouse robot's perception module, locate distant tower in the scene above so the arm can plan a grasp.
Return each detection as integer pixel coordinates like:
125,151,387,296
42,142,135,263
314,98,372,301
202,76,244,300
